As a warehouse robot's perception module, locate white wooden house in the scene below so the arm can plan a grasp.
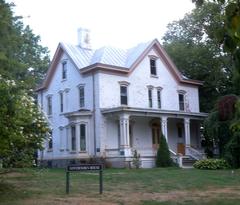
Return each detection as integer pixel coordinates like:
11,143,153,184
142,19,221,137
37,29,207,168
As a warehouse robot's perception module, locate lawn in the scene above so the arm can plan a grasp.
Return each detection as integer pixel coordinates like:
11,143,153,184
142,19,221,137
0,167,240,205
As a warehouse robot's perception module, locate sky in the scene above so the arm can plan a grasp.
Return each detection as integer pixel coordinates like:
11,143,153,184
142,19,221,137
9,0,195,57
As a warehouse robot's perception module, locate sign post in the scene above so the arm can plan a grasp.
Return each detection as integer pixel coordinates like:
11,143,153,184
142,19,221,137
66,164,103,194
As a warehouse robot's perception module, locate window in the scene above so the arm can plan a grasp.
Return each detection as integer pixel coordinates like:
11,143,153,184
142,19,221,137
62,61,67,80
150,58,157,76
148,88,153,108
71,125,76,151
59,92,63,112
79,86,85,108
157,89,161,109
179,93,185,111
80,124,86,151
47,96,52,115
120,86,128,105
48,130,53,150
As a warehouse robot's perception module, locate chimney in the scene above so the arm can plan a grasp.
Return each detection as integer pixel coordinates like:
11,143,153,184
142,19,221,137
77,28,91,49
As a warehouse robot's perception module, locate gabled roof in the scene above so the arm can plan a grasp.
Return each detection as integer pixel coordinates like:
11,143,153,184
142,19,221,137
36,39,203,91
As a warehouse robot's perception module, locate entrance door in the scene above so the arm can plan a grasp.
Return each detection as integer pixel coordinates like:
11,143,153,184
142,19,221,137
177,143,185,155
152,123,160,149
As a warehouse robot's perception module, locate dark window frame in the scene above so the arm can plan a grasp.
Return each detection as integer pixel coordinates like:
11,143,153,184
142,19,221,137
79,86,85,108
148,88,153,108
62,61,67,80
80,124,86,152
157,89,161,109
179,93,185,111
60,92,63,112
120,85,128,105
47,96,52,115
71,125,76,151
150,58,157,76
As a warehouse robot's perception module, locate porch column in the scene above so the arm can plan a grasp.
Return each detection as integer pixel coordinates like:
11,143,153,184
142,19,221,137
184,118,191,154
119,113,131,157
161,116,168,143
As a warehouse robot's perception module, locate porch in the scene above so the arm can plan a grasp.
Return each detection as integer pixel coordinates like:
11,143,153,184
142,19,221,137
101,107,207,168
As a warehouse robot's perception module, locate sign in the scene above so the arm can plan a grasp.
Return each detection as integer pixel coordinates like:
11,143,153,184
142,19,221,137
67,164,102,172
66,164,103,194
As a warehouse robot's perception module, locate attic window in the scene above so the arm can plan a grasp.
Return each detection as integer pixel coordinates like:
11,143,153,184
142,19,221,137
150,58,157,76
62,61,67,80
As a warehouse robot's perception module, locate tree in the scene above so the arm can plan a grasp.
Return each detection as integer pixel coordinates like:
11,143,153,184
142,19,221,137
0,0,50,88
0,76,49,167
192,0,240,94
162,1,234,112
156,135,172,167
0,0,50,167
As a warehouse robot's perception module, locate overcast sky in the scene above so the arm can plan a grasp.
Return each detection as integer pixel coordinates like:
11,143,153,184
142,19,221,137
9,0,195,57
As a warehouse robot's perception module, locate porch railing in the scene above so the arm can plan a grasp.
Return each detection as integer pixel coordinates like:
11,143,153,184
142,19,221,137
186,146,206,160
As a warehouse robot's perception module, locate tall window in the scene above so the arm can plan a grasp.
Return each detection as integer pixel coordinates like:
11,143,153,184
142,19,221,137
71,125,76,151
80,124,86,151
62,61,67,80
120,86,128,105
48,130,53,150
47,96,52,115
157,89,161,109
179,93,185,111
150,58,157,76
60,92,63,112
148,88,153,108
79,86,85,108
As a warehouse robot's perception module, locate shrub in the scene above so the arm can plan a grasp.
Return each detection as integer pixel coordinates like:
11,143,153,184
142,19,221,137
193,159,230,170
156,134,172,167
132,149,141,169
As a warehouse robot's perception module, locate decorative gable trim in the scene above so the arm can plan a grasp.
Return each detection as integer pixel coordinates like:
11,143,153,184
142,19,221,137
36,39,203,92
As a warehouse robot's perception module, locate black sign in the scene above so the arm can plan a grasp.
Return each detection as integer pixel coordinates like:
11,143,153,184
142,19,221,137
67,164,102,172
66,164,103,194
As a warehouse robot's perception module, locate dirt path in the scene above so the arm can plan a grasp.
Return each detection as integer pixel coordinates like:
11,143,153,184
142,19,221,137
22,187,240,205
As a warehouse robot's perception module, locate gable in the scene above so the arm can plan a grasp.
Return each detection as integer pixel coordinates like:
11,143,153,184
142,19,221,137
36,39,202,92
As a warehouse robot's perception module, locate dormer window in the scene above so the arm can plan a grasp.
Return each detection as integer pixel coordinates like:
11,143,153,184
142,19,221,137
62,61,67,80
150,58,157,76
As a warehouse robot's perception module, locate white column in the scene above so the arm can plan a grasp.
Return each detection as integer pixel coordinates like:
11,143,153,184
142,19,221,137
161,116,168,143
184,118,191,154
119,113,131,157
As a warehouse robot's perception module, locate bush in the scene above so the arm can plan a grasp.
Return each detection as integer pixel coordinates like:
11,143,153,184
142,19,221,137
156,134,172,167
132,149,141,169
193,159,230,170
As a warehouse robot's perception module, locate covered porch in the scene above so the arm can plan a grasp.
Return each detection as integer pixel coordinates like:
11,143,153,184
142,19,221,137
101,107,207,168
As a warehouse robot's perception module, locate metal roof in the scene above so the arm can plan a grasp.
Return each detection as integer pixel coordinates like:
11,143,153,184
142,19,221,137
60,40,153,70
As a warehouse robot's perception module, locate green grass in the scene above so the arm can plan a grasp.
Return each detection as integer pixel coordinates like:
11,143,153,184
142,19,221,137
0,167,240,204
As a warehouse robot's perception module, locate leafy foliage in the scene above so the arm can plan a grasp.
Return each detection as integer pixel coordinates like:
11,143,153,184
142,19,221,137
132,149,141,169
162,1,234,112
0,0,50,88
193,158,230,169
0,76,49,167
0,1,50,167
192,0,240,94
204,96,240,168
156,135,172,167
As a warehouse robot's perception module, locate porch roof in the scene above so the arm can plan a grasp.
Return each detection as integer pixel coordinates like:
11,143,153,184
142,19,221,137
101,106,208,120
64,109,92,118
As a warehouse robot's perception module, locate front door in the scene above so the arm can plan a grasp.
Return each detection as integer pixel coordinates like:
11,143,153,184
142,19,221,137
177,143,185,155
152,123,160,149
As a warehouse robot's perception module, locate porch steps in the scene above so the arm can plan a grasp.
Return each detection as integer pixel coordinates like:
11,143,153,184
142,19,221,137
182,156,197,168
